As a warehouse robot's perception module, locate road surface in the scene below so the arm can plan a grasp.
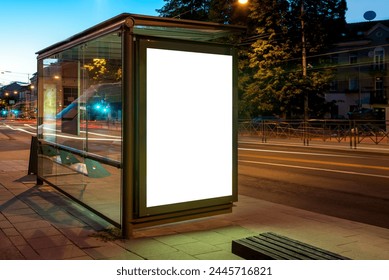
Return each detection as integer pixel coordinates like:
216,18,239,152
3,120,389,229
239,140,389,229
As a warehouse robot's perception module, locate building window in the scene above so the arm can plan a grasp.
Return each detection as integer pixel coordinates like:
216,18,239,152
375,77,384,98
349,54,357,64
374,47,385,70
349,77,359,91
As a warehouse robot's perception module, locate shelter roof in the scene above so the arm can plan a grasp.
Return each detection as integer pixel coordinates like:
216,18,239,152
36,13,245,58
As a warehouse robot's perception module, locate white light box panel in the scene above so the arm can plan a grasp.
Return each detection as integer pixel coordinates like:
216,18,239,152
146,48,233,208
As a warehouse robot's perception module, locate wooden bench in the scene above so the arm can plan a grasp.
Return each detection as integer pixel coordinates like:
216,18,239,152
232,232,350,260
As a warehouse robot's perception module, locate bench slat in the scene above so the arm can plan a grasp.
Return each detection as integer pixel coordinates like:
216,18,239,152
247,236,328,260
233,238,309,260
232,232,350,260
261,232,348,260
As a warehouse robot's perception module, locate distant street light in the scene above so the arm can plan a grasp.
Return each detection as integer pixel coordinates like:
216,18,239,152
238,0,248,4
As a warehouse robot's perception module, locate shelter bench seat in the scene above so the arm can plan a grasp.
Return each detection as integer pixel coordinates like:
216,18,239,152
232,232,350,260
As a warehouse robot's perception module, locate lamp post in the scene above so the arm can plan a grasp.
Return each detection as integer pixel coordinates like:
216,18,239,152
300,1,309,146
301,1,307,112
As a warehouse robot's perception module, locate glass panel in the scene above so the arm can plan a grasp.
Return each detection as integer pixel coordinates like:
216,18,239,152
38,32,123,224
81,33,123,161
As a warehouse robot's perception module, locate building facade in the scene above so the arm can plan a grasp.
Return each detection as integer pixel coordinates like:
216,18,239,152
0,81,36,119
326,20,389,120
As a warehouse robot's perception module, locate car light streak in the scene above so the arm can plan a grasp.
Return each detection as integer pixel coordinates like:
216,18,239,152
239,160,389,179
4,123,122,142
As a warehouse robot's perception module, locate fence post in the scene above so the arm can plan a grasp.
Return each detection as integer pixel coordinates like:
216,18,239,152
304,120,309,146
261,120,267,143
349,120,357,149
349,121,352,149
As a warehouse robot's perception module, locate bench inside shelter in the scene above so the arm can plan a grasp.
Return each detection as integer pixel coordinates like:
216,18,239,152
232,232,350,260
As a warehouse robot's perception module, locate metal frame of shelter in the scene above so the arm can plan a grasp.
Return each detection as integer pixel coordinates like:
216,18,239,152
36,13,244,237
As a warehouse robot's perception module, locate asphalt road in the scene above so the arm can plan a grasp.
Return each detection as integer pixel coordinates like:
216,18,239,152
0,121,35,152
238,141,389,229
3,120,389,229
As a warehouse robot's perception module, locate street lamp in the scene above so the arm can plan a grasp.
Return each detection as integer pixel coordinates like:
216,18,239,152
238,0,248,4
300,1,309,145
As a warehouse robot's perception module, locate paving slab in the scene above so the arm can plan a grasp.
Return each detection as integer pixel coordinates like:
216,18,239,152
118,238,179,259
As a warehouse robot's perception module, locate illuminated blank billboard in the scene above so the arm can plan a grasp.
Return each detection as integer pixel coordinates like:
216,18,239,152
145,45,234,211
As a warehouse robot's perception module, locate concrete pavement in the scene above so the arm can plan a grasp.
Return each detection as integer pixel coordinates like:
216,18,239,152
1,134,389,259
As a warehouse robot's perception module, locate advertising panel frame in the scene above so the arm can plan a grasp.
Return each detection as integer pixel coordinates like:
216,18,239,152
135,37,238,219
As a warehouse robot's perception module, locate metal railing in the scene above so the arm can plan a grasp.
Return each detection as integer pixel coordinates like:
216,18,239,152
238,119,389,149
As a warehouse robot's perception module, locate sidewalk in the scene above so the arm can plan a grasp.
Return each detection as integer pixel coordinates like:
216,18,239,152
1,146,389,260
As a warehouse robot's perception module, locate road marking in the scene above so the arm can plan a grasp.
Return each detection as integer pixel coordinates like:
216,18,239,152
239,160,389,179
239,147,365,159
42,126,121,139
3,124,36,135
239,149,389,172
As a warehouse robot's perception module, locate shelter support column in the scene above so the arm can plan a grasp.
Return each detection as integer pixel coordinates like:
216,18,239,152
122,24,136,238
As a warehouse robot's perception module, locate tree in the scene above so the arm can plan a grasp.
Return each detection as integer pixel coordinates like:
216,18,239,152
156,0,211,20
289,0,347,54
208,0,249,24
241,0,347,118
157,0,248,25
155,0,347,119
241,0,293,117
84,58,122,83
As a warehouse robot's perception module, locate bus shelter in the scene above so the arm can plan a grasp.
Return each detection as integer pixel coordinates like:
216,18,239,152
36,13,243,237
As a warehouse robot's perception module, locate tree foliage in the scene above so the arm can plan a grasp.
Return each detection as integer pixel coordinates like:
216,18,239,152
157,0,248,24
84,58,122,83
242,0,347,118
156,0,348,119
156,0,211,20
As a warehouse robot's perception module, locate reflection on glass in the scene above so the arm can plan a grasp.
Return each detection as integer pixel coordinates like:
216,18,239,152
38,32,123,224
